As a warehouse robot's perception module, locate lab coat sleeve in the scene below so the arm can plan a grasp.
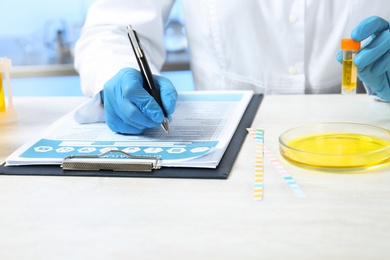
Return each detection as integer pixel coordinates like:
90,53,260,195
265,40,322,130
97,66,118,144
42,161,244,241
73,0,174,123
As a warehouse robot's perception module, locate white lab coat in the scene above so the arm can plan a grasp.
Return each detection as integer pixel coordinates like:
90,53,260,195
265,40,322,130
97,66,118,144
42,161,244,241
74,0,390,122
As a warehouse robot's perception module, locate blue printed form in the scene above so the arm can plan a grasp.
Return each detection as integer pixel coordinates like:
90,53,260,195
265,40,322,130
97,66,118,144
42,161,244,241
6,91,253,168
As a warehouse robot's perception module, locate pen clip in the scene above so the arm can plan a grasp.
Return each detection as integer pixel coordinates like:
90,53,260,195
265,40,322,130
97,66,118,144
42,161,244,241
127,25,143,58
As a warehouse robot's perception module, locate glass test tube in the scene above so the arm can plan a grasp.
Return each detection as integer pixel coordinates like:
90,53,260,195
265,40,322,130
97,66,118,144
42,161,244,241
341,38,361,94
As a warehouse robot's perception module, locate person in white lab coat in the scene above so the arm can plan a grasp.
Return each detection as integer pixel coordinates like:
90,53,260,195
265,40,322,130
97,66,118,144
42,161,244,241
74,0,390,134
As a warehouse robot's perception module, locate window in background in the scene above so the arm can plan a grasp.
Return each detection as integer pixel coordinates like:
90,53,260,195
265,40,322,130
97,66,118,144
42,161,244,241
0,0,94,66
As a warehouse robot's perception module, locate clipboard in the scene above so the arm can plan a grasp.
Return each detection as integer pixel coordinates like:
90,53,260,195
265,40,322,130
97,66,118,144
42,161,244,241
0,94,263,179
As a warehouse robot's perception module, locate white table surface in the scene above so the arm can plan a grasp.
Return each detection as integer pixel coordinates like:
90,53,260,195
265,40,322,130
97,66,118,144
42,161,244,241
0,94,389,260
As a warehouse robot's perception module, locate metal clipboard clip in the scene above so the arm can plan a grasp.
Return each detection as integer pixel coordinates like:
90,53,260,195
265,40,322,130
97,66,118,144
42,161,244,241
61,150,161,172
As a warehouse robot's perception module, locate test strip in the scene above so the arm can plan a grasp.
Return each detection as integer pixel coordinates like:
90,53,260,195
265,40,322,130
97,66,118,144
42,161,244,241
247,128,306,199
247,128,264,201
263,147,306,198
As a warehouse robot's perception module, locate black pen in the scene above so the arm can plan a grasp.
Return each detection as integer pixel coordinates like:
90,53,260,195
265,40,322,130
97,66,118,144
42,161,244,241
127,25,169,134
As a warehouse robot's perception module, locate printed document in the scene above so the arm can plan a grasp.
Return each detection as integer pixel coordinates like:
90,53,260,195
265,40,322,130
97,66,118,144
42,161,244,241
5,91,254,168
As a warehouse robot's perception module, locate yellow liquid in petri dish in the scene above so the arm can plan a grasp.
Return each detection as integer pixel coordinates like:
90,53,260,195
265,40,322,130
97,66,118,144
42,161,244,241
342,59,357,92
283,133,390,169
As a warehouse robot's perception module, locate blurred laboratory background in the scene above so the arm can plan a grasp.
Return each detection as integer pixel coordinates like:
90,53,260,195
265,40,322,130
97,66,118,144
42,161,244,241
0,0,193,96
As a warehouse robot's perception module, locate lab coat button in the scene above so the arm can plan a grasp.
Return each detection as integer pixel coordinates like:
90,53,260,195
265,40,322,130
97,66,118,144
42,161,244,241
288,66,297,75
289,15,298,23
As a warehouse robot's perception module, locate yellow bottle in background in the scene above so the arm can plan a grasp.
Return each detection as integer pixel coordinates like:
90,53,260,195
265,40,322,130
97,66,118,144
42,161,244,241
0,71,5,112
341,38,361,94
0,57,17,124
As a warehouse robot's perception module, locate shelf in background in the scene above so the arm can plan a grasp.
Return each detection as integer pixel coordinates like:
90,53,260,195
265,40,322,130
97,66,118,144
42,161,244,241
10,50,190,78
7,70,194,97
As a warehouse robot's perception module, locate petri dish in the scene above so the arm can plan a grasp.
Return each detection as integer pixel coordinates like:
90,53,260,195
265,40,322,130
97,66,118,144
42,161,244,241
279,122,390,170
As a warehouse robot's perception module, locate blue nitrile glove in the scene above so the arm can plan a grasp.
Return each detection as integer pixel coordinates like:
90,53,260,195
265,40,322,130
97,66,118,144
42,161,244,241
102,68,177,134
352,16,390,100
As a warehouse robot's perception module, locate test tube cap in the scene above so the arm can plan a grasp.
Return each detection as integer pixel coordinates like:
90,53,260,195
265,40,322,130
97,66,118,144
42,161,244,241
341,38,361,50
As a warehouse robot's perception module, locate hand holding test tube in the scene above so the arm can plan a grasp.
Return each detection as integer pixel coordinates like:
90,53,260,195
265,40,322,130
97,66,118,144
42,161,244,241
352,16,390,100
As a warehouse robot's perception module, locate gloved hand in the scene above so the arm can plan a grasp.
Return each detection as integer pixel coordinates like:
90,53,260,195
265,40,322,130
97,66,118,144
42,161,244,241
102,68,178,134
352,16,390,100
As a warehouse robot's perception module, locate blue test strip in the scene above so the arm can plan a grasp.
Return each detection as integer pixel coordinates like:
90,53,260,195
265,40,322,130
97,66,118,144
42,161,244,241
264,147,306,198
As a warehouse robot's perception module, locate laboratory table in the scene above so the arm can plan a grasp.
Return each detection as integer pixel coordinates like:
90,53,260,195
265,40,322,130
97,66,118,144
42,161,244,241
0,94,390,259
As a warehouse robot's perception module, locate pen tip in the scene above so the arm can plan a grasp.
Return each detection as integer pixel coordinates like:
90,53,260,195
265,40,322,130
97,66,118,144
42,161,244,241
161,117,170,134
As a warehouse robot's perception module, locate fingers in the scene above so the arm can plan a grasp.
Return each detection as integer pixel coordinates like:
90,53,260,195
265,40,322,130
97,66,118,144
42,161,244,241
371,51,390,76
103,68,162,134
103,68,178,134
119,98,162,128
351,16,389,41
153,74,178,115
354,28,390,68
336,50,343,64
120,69,165,123
104,99,149,135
